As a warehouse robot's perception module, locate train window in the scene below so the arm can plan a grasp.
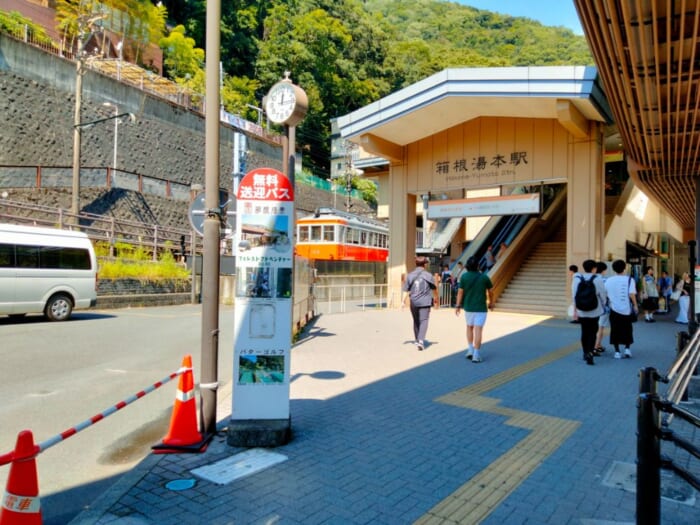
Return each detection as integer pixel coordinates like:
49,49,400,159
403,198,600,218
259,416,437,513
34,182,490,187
311,225,322,241
339,226,346,243
298,226,309,242
323,225,334,242
360,232,367,245
349,228,359,244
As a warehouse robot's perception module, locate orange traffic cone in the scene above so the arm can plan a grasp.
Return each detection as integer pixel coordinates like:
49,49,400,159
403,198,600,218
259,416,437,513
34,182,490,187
0,430,42,525
152,355,208,453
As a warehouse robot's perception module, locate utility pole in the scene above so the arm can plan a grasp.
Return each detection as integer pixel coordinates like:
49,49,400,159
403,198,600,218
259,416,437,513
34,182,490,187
343,140,359,212
70,12,106,220
200,0,222,438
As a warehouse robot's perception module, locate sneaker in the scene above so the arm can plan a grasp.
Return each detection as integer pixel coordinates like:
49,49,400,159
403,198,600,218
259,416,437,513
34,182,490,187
417,341,425,351
614,351,622,359
465,350,473,360
471,350,481,363
624,348,632,358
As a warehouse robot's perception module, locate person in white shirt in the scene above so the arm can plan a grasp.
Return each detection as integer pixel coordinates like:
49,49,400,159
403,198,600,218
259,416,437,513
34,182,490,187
604,259,639,359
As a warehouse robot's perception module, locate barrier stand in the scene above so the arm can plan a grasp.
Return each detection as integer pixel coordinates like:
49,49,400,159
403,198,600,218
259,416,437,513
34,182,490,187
0,357,193,524
152,354,213,453
0,431,42,525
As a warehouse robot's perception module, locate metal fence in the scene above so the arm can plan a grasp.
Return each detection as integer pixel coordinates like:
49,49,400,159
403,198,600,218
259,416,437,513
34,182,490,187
313,284,398,315
636,328,700,524
0,196,198,260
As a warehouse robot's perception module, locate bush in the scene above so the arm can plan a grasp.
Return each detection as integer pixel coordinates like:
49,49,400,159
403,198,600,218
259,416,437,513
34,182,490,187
96,240,190,280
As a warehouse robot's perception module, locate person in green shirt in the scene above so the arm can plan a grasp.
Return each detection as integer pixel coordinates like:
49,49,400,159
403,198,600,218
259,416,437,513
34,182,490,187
454,256,494,363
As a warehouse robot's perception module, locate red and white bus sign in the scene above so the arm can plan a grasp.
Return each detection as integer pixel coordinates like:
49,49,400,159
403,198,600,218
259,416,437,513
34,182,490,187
232,167,294,422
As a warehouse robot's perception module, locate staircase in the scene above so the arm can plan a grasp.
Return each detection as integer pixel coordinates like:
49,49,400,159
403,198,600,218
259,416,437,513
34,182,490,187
495,241,569,316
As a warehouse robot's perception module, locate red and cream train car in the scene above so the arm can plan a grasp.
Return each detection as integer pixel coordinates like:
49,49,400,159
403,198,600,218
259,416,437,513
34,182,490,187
295,208,389,262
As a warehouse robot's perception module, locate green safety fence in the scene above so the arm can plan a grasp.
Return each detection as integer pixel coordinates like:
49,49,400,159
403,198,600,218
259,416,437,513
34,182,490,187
297,172,364,200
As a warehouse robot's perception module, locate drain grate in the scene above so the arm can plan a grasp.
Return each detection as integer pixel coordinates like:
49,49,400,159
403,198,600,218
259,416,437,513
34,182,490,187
190,448,288,485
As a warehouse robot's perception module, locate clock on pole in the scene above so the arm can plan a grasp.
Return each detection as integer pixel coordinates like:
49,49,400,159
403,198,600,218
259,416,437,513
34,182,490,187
264,72,308,127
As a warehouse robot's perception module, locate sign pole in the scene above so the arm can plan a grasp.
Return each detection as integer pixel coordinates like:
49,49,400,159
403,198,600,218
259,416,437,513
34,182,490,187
200,0,221,438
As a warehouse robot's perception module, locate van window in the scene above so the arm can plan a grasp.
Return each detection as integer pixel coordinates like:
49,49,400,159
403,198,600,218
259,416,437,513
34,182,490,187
2,243,92,270
0,244,12,267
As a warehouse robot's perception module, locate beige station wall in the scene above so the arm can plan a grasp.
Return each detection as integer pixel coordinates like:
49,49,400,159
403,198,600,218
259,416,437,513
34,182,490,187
385,115,604,304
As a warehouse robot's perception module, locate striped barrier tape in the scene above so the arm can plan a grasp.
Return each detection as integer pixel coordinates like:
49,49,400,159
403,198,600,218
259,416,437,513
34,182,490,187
0,365,190,466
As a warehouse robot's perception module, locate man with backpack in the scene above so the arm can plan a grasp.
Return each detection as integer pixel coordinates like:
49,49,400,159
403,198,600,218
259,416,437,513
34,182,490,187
572,259,608,365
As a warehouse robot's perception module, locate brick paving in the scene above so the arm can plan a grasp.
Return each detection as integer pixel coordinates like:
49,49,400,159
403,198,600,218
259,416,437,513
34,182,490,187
70,308,699,525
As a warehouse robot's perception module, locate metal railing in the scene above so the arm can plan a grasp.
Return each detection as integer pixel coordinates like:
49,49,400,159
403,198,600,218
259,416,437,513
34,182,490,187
313,283,395,315
0,196,198,260
636,328,700,524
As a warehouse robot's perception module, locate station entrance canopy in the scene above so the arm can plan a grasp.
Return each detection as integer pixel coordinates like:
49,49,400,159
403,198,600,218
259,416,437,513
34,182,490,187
336,66,613,168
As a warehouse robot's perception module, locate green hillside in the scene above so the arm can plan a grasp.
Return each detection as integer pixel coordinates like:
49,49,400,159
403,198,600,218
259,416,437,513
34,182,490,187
164,0,593,176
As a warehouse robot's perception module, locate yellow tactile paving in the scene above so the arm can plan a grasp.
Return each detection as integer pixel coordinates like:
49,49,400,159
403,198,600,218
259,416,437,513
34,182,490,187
416,342,582,524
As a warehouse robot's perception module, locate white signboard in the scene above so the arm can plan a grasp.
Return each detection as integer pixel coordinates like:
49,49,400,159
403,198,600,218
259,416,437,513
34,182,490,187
427,193,540,219
232,168,294,420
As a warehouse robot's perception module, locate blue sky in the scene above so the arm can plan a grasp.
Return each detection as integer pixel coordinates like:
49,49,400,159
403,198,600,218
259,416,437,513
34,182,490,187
456,0,583,35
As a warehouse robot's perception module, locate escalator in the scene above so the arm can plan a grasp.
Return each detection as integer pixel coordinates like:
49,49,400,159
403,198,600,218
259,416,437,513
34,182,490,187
442,184,569,315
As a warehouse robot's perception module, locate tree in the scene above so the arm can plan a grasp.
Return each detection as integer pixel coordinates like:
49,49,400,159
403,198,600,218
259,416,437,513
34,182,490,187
159,24,204,81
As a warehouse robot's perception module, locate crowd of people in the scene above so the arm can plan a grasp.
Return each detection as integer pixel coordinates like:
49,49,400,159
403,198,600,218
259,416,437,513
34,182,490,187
402,252,692,366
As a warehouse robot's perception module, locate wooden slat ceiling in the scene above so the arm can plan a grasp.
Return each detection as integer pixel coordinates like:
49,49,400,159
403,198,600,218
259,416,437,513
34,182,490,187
575,0,700,230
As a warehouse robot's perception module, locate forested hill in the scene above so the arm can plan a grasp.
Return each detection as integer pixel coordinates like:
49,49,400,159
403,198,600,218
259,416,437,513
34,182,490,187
161,0,592,177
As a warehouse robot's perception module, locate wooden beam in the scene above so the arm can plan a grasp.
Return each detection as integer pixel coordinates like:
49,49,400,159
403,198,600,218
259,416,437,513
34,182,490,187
556,100,589,139
359,133,403,162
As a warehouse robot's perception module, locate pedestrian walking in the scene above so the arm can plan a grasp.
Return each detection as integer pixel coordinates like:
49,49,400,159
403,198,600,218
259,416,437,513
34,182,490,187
402,255,437,351
675,272,691,324
594,261,609,355
451,261,465,307
657,270,673,313
604,259,638,359
641,266,659,322
568,264,580,323
454,256,493,363
572,259,607,365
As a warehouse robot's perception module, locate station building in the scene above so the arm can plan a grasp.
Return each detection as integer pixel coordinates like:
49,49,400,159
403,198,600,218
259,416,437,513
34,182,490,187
334,2,698,316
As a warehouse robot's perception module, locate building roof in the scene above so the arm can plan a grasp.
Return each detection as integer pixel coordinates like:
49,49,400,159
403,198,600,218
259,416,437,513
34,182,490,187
336,66,612,148
574,0,699,231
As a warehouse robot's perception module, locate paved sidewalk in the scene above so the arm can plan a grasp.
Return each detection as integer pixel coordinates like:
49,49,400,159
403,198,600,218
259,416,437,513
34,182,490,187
70,307,698,524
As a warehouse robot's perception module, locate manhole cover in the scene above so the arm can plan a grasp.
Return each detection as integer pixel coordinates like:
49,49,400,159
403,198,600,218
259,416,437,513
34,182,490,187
191,448,287,485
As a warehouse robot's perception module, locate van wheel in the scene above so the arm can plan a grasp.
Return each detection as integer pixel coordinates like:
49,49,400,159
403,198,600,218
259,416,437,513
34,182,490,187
45,294,73,321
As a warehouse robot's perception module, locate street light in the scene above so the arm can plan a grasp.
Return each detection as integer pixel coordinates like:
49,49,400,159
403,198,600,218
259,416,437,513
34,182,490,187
102,102,119,172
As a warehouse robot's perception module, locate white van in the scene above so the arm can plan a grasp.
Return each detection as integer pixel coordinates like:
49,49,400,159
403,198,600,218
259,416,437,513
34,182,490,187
0,224,98,321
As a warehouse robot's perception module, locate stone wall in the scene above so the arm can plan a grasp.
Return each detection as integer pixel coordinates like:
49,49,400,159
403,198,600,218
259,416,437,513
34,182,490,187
0,34,281,185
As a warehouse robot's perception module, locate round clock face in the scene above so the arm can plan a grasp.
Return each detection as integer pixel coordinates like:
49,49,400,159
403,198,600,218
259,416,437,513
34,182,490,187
265,82,297,124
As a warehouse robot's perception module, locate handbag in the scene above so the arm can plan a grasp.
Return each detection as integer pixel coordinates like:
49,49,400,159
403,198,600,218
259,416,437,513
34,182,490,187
671,290,681,302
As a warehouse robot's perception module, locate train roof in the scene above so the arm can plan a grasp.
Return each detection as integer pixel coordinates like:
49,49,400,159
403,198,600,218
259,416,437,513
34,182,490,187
299,207,388,230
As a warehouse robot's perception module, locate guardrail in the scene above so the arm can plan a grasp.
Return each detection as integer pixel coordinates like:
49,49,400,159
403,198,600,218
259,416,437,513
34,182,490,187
313,283,393,315
636,327,700,524
0,196,198,260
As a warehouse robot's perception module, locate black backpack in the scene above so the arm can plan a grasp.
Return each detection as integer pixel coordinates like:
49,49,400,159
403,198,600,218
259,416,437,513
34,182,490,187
575,275,598,311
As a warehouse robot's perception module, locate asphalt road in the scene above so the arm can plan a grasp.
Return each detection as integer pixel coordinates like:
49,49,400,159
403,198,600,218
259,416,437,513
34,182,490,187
0,304,235,525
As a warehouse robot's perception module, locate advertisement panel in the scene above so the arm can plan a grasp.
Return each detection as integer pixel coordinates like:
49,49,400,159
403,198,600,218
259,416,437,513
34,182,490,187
232,168,294,420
